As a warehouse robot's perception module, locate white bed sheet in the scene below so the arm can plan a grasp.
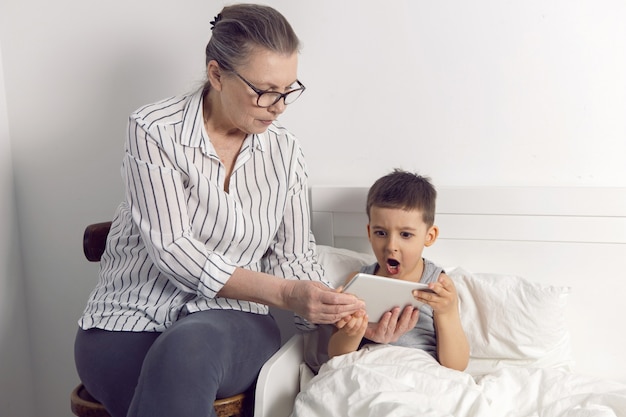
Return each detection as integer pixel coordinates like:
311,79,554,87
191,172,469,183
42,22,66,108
292,344,626,417
253,186,626,417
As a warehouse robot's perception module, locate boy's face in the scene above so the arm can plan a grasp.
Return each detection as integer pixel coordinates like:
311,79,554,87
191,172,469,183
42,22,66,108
367,206,438,281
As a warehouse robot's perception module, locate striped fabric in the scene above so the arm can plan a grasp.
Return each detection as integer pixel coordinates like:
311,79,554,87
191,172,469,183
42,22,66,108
78,88,325,332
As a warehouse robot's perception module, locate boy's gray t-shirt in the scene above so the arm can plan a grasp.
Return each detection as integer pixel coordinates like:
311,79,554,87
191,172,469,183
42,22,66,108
360,259,443,359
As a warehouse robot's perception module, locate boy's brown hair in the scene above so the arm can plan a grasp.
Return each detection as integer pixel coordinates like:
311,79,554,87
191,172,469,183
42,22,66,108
366,169,437,226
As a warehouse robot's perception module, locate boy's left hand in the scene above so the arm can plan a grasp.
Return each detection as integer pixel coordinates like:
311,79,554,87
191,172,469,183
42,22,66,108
413,273,459,316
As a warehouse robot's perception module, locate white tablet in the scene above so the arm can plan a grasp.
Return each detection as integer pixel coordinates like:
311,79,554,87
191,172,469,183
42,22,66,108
342,273,435,323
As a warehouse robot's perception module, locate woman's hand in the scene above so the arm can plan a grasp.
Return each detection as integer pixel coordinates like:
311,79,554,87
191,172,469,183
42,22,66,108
364,305,419,344
282,280,365,324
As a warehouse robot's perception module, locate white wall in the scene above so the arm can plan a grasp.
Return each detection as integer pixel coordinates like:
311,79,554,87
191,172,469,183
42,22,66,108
0,1,624,416
0,41,34,417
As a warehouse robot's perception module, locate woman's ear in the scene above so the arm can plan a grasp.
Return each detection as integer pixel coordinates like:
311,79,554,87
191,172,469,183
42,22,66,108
206,60,223,91
424,225,439,247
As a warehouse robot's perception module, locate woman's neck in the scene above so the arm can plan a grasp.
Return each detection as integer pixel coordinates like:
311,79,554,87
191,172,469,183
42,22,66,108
203,91,247,191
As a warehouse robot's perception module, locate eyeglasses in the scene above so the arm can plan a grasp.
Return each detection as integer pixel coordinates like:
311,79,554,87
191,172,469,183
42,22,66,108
232,71,306,108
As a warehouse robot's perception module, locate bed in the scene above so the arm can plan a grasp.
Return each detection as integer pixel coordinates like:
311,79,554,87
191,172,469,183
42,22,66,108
254,186,626,417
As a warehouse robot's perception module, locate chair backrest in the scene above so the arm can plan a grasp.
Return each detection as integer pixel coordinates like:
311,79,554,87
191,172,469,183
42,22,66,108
83,221,112,262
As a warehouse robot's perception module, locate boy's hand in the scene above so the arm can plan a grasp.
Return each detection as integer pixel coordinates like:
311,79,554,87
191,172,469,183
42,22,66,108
413,273,459,316
364,305,419,343
335,309,368,337
414,273,469,371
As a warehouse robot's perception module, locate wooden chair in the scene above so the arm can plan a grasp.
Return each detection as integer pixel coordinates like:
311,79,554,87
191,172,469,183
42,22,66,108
71,221,252,417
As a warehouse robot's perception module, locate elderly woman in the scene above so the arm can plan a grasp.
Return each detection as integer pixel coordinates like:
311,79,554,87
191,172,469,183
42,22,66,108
74,4,363,417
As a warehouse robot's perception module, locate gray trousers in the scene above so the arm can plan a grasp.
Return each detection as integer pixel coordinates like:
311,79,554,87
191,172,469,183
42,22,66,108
75,309,281,417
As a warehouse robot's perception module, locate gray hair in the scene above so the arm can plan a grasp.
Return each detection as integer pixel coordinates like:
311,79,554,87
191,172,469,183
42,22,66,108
203,4,300,90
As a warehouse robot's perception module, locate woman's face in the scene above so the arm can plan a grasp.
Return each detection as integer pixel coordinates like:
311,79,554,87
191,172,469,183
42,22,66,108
216,48,299,135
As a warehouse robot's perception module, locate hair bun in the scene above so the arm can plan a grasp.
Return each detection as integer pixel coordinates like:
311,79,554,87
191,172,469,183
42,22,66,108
210,13,222,31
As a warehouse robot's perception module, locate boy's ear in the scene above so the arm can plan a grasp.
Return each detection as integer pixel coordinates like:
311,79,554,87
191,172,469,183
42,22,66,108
366,224,372,241
424,225,439,247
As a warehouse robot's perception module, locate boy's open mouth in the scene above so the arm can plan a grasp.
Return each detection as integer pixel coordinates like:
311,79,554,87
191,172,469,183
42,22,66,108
386,258,400,275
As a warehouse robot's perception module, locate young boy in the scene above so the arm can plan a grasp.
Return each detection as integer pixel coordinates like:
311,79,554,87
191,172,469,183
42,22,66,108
328,169,469,371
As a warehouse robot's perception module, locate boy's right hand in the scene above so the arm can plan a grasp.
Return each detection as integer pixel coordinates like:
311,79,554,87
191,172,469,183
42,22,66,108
335,309,368,337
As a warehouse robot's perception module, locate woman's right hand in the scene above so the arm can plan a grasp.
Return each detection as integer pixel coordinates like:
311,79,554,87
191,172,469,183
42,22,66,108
282,280,365,325
364,305,419,344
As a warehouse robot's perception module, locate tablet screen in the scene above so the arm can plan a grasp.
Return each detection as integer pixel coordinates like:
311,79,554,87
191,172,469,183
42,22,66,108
343,273,434,323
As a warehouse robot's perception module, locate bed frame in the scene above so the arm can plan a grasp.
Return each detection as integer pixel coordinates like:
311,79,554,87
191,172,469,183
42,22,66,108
254,186,626,417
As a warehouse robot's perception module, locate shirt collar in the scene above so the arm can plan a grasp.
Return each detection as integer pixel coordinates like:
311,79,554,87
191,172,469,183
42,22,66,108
179,88,206,150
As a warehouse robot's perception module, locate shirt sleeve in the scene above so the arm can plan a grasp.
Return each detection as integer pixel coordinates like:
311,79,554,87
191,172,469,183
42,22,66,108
123,116,237,299
261,141,330,330
262,143,326,281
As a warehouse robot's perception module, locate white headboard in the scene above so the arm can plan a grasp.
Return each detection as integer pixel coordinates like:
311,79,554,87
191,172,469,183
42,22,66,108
310,186,626,382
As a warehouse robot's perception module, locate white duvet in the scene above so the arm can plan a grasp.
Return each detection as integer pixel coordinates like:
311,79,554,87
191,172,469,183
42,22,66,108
291,344,626,417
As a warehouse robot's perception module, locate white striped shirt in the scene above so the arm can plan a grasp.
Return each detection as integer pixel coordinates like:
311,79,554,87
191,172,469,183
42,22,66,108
79,88,326,332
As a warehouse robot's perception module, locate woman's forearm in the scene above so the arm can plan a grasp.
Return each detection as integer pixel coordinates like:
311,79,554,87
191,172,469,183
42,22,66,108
218,268,366,325
217,268,291,308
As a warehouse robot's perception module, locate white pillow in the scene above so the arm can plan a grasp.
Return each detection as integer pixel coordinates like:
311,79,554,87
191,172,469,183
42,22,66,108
448,267,573,374
316,245,375,288
315,246,573,374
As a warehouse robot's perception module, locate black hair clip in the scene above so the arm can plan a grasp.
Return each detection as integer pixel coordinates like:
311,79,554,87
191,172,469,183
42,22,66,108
210,13,222,31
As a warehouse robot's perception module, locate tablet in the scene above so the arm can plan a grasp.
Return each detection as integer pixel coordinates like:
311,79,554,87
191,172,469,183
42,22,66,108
342,273,435,323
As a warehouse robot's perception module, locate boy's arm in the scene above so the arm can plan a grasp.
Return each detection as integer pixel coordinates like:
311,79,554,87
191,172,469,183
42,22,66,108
416,273,469,371
434,307,469,371
328,272,367,358
328,312,368,358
